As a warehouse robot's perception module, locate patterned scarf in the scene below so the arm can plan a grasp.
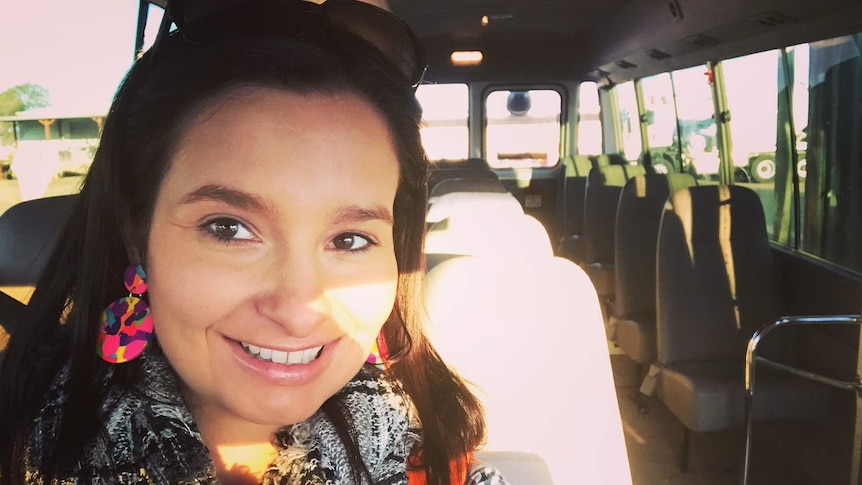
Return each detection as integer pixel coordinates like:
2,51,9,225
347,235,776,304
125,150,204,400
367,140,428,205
22,352,419,484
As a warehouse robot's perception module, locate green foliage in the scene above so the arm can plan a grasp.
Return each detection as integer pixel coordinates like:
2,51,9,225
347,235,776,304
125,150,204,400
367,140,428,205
0,83,51,116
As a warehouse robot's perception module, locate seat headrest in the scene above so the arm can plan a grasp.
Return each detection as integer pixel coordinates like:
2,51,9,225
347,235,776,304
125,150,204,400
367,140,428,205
425,213,552,260
426,191,522,224
0,195,77,286
429,177,507,201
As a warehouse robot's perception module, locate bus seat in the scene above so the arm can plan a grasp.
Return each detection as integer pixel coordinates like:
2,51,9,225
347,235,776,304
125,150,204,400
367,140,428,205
581,164,646,300
424,213,552,271
613,174,696,372
426,191,523,224
556,155,593,262
428,176,508,204
655,185,833,466
591,153,628,167
0,195,75,287
474,451,553,485
428,158,498,190
425,254,633,485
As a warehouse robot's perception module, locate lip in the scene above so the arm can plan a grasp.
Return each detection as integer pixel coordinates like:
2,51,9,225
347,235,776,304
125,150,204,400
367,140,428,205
227,336,339,386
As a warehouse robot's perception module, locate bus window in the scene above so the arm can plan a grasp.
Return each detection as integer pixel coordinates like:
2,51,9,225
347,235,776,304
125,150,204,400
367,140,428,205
485,89,561,168
415,83,469,161
577,82,602,156
670,65,717,183
796,34,862,271
722,49,786,241
0,0,153,216
640,73,680,174
614,81,642,163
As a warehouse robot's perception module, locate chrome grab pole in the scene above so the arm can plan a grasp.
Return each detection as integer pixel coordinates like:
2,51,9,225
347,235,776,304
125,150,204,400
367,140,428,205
742,315,862,485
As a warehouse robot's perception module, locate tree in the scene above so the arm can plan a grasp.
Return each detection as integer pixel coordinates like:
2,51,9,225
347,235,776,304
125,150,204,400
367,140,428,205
0,83,51,116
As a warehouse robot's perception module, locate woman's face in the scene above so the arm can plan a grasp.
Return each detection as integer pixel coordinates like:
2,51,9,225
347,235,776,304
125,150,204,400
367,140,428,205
146,87,400,434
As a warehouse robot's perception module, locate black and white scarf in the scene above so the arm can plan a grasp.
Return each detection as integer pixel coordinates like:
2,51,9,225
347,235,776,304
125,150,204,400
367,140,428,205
23,352,417,484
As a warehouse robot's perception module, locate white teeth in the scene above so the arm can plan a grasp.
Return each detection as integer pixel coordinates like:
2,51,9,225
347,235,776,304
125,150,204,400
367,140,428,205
270,349,288,364
287,351,303,364
302,348,318,362
240,342,323,365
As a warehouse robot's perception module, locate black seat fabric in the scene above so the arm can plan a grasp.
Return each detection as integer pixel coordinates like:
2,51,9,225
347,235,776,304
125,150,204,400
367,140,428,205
591,153,628,167
429,158,498,190
580,164,646,297
614,173,696,366
0,195,76,286
556,155,594,263
656,185,832,433
429,177,507,200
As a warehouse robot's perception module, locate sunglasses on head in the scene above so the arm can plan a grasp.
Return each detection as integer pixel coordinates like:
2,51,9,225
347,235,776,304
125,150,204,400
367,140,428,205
154,0,426,88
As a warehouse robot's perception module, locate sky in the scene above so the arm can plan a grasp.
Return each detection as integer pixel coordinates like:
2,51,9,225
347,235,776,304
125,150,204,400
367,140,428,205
0,0,146,114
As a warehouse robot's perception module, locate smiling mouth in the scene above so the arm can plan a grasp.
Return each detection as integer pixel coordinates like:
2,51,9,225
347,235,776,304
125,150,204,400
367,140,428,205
240,342,324,365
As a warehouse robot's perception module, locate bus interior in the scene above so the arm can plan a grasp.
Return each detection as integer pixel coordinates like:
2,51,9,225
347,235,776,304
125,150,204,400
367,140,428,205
1,0,862,483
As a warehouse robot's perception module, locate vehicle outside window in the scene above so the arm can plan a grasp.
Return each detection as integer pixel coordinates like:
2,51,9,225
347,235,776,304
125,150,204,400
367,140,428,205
0,0,164,216
485,88,562,168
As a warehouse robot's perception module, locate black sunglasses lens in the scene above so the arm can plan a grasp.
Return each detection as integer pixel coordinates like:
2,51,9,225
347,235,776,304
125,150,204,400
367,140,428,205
325,1,426,86
163,0,425,86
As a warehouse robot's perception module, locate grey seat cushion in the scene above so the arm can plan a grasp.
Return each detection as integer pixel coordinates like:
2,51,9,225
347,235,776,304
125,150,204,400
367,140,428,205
658,361,833,433
616,316,656,365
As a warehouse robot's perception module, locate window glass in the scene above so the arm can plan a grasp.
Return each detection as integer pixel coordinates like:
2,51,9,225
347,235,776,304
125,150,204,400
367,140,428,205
641,73,681,173
577,82,602,155
485,89,561,168
795,34,862,271
415,83,469,161
0,0,142,215
670,65,717,183
723,49,786,241
615,81,642,163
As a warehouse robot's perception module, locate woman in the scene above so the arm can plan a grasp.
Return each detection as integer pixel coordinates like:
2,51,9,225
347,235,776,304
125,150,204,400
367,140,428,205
0,0,504,483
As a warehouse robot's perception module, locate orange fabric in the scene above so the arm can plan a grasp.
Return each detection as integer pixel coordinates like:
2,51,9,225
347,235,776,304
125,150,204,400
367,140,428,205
408,454,473,485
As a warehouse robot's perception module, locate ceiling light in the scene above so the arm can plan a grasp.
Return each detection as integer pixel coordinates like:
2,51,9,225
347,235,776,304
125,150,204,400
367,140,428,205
450,51,483,66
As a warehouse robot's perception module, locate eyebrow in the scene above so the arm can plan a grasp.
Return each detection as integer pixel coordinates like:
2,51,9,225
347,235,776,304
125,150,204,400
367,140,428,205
180,184,272,212
178,184,393,225
332,205,394,226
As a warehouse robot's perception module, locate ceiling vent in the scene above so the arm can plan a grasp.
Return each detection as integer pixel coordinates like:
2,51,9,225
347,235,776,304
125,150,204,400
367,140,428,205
646,49,672,60
685,34,721,48
749,11,799,28
616,60,637,69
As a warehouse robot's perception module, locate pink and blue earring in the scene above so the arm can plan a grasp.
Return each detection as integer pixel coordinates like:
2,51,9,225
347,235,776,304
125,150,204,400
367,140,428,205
97,264,154,363
367,333,388,370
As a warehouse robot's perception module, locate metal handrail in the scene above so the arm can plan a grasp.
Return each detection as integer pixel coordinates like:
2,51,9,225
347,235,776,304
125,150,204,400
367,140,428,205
742,314,862,485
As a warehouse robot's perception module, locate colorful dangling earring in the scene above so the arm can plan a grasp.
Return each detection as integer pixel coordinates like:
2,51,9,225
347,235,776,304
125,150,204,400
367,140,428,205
367,333,389,370
97,264,154,363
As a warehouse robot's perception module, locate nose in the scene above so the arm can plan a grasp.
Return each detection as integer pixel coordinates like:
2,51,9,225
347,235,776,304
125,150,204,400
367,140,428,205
255,249,331,338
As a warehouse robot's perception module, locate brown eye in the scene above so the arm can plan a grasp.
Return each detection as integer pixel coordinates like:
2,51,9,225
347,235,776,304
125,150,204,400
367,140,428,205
204,217,254,241
330,233,371,251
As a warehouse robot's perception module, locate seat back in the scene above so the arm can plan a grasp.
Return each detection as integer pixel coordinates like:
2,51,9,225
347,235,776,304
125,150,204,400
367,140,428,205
582,164,645,264
591,153,628,167
560,155,594,237
656,185,783,366
426,191,523,224
0,195,76,287
474,451,553,485
429,177,508,203
425,213,552,270
429,158,498,190
614,173,696,318
425,255,632,485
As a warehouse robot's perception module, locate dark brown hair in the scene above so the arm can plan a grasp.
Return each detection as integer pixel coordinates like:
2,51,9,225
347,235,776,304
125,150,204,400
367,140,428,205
0,10,483,485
